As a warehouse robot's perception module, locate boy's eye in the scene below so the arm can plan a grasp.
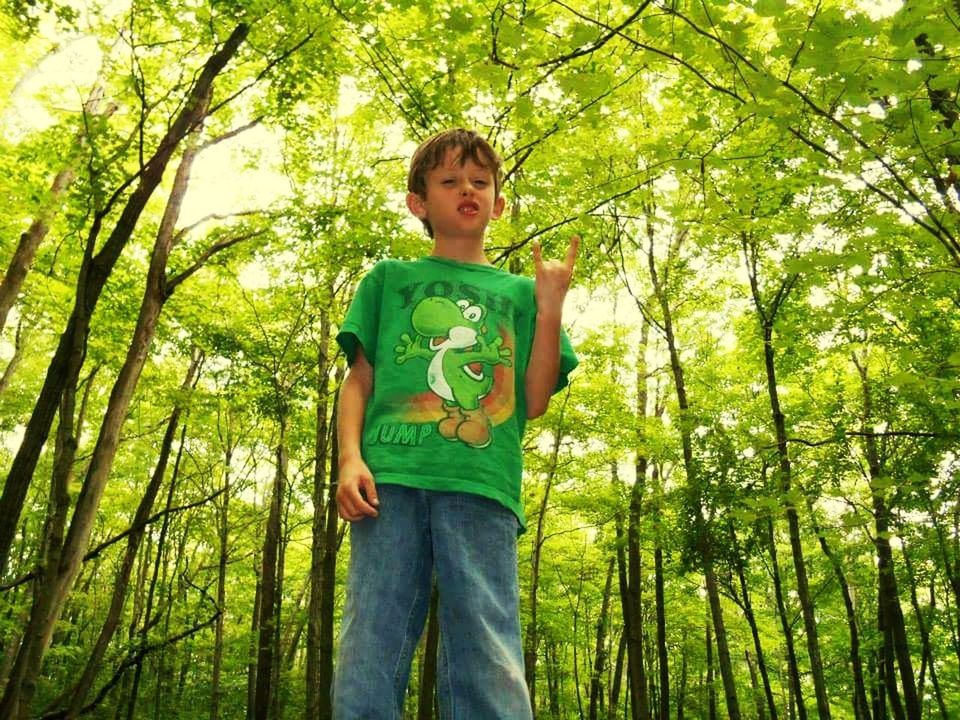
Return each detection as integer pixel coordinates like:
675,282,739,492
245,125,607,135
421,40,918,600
473,179,488,187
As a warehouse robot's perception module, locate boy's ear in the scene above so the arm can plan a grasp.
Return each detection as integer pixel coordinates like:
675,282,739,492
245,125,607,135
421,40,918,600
406,192,427,219
492,194,506,220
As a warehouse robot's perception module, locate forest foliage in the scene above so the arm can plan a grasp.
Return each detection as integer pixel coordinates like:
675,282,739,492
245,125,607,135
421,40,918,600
0,0,958,718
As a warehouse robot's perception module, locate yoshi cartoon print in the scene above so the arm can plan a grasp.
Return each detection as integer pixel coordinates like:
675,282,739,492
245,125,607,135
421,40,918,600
394,295,514,449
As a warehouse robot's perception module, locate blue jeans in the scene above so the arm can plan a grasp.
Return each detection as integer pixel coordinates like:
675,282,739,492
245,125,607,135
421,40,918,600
333,485,532,719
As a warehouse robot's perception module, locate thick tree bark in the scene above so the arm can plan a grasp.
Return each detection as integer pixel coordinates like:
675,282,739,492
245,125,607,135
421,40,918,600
0,22,249,578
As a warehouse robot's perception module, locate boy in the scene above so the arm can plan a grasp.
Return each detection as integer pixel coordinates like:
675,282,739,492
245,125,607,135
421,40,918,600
333,128,578,719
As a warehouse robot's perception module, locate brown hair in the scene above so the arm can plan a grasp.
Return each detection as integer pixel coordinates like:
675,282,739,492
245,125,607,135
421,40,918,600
407,128,503,227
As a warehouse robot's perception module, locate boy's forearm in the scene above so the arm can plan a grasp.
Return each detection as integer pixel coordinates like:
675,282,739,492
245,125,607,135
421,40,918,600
338,356,372,465
524,308,562,419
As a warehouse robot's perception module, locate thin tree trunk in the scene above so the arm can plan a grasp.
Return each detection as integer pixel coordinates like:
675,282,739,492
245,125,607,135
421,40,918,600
0,316,27,395
705,624,716,720
524,390,570,711
730,525,778,720
742,237,831,719
647,223,740,720
0,23,249,577
806,498,871,720
676,642,686,720
900,539,948,719
609,632,626,720
617,344,652,720
416,583,440,720
59,353,200,718
316,369,345,720
653,540,668,720
247,559,262,720
126,418,185,720
210,417,235,720
589,558,616,720
853,355,920,720
306,310,332,719
254,426,288,720
0,96,216,717
745,651,765,720
766,514,808,720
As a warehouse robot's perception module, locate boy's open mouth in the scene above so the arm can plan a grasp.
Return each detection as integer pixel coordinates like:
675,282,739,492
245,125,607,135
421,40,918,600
458,201,479,215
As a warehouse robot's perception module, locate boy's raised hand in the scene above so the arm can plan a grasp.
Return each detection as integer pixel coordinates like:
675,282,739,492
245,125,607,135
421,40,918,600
532,235,579,313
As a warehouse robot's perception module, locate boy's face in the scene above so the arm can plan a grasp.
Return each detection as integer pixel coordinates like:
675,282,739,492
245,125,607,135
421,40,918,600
406,148,505,242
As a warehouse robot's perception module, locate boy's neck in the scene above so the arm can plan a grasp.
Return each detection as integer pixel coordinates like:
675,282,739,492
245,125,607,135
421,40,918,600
429,236,492,266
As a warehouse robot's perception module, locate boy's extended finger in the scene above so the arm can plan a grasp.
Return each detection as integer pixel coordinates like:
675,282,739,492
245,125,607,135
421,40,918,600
565,235,580,269
531,240,543,266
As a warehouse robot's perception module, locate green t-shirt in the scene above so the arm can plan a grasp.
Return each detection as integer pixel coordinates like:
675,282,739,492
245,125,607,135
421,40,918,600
337,256,578,530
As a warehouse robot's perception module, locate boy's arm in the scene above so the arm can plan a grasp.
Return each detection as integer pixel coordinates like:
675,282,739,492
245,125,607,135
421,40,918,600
525,236,579,419
336,346,380,521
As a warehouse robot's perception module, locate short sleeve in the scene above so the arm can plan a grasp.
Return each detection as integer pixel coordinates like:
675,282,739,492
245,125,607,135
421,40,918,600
554,327,578,393
336,262,385,365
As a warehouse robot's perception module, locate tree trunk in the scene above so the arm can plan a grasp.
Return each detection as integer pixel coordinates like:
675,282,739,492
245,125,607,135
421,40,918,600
254,427,288,720
647,225,740,720
766,514,807,720
317,369,345,720
416,583,440,720
900,540,948,719
730,525,778,720
126,421,184,720
742,240,831,720
0,87,222,716
705,624,716,720
853,356,920,720
306,311,332,719
806,499,871,720
0,22,249,578
59,354,200,718
676,642,686,720
0,316,27,396
745,651,764,720
524,391,570,711
210,416,235,720
589,558,615,720
609,632,626,720
616,345,652,720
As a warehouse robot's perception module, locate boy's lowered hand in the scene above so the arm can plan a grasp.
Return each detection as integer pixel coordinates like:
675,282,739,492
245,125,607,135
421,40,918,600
336,457,379,521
